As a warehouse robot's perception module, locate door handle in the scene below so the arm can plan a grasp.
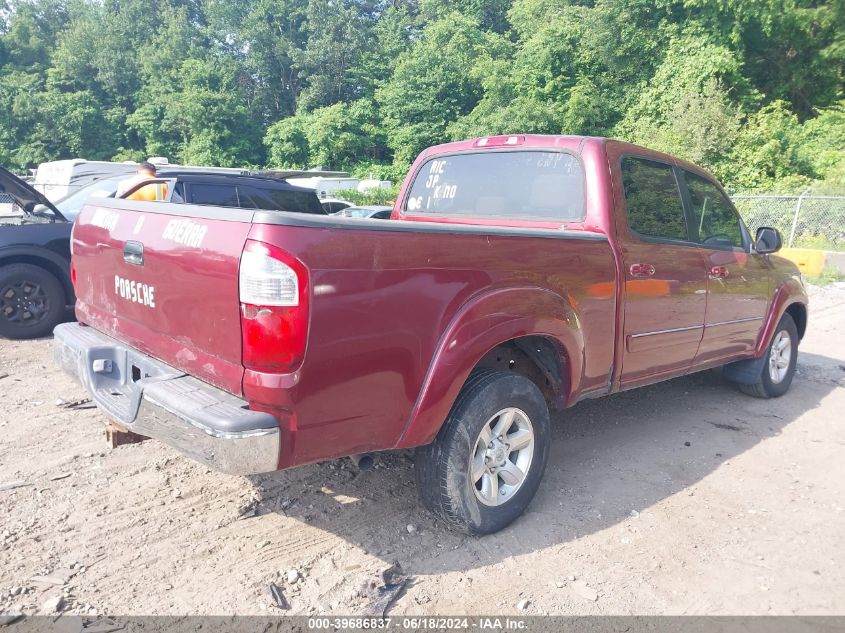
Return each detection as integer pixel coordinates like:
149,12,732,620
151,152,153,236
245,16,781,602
629,263,656,278
709,265,729,279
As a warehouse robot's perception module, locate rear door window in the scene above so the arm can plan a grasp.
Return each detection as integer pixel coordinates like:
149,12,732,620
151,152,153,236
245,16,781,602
172,181,185,203
240,186,325,214
404,151,584,220
621,157,689,242
187,184,239,207
682,172,744,249
268,189,325,214
235,187,263,209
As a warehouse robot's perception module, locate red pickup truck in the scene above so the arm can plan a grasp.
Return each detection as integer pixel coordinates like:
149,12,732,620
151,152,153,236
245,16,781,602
54,135,808,535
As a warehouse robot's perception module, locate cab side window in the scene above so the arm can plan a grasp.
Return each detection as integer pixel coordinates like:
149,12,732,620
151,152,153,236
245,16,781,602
188,184,239,207
621,158,688,242
240,186,326,214
683,172,744,249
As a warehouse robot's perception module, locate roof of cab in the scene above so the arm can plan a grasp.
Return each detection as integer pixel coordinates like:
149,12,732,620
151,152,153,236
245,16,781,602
157,170,318,194
420,135,718,183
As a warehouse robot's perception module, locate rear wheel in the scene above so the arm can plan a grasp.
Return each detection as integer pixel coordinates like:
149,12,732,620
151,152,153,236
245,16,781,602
414,369,550,535
737,314,799,398
0,263,66,340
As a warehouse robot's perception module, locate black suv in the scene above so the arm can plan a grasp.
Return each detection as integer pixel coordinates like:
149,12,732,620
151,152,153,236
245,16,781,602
0,167,325,339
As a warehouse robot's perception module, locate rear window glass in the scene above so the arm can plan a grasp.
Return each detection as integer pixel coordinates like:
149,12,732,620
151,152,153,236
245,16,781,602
188,184,239,207
404,151,584,220
240,186,325,214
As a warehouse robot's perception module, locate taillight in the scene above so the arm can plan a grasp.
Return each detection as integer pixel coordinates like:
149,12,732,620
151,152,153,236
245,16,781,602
69,222,77,290
239,240,309,372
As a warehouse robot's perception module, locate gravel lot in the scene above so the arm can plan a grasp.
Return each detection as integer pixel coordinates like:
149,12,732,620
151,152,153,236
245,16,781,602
1,284,844,617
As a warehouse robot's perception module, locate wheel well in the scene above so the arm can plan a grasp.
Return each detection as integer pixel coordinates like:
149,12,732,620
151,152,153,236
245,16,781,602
475,336,570,408
785,302,807,340
0,254,73,307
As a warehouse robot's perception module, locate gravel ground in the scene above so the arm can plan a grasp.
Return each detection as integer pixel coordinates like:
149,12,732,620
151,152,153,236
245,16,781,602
1,284,844,617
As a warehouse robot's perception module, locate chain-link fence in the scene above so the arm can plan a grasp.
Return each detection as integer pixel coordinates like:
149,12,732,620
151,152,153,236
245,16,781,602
0,192,17,215
731,193,845,251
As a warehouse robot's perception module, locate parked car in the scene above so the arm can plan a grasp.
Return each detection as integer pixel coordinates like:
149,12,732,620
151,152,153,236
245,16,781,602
54,135,808,535
0,166,73,339
334,205,392,219
318,198,354,214
0,167,325,339
32,158,253,202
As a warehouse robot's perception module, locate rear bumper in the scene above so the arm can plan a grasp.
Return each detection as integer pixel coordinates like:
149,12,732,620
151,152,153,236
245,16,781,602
53,322,280,475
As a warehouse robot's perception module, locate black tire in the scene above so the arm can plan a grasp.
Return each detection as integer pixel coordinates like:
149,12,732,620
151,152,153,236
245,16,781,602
0,263,66,340
414,368,551,535
737,314,799,398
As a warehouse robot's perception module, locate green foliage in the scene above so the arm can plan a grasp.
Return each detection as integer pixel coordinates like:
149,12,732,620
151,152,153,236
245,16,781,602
729,101,813,192
376,13,507,165
305,99,386,168
621,78,743,183
265,117,311,169
162,57,264,167
793,103,845,187
420,0,511,33
265,99,387,169
0,0,841,194
805,266,845,285
332,186,400,206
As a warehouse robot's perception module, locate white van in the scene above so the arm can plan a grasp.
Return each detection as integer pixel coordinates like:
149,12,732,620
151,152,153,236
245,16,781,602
33,159,139,202
285,176,360,199
357,178,393,193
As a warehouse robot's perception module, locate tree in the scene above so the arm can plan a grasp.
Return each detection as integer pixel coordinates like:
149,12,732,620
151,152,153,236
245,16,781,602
306,99,387,167
729,101,812,192
794,102,845,187
127,5,206,159
265,116,310,168
377,13,507,165
0,69,43,167
204,0,308,122
0,0,842,191
419,0,511,33
265,98,387,169
622,78,742,184
679,0,845,117
163,57,264,167
293,0,376,112
447,56,562,138
355,4,415,97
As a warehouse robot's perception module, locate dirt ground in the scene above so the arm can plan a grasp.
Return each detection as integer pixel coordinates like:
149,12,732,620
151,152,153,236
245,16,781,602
1,284,844,618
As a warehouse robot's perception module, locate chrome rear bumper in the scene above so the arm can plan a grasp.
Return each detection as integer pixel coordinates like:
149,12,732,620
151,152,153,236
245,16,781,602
53,322,280,475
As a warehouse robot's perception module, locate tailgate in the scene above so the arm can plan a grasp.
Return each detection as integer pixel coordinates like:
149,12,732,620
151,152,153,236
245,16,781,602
72,199,252,396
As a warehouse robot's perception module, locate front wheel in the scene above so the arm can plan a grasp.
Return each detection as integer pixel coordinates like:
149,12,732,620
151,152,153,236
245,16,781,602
414,369,551,535
0,263,67,340
737,314,799,398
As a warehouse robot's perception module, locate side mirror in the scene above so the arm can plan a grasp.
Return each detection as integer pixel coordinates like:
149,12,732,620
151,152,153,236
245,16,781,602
755,226,782,254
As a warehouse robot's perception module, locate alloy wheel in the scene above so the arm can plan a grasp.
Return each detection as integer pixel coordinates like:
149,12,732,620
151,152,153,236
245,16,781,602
470,407,535,507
